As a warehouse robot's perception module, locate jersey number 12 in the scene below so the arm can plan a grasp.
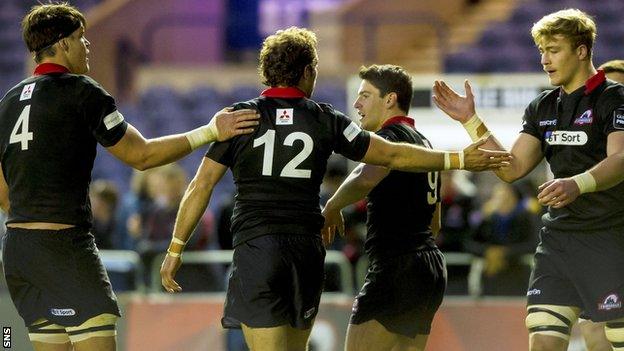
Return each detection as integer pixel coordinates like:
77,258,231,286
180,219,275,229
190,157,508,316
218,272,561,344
253,129,313,178
10,105,34,150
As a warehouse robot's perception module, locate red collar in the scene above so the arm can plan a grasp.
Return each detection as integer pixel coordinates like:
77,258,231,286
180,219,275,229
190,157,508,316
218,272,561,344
261,87,307,98
34,63,70,76
381,116,414,129
584,70,606,95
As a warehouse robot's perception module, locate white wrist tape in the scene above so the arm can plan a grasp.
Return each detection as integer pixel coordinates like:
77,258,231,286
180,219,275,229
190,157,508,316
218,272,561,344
185,117,218,150
571,171,596,194
462,114,491,142
167,250,181,258
171,237,187,245
444,152,465,170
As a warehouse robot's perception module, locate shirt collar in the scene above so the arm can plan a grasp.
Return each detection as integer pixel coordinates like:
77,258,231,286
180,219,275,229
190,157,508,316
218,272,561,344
381,116,415,129
34,63,70,76
584,69,606,95
260,87,307,98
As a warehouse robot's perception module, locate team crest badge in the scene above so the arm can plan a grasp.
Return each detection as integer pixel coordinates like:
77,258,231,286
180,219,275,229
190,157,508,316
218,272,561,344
573,109,593,125
598,294,622,311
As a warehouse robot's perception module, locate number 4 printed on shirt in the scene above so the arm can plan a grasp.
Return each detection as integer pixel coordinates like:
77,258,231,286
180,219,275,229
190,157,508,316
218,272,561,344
10,105,34,150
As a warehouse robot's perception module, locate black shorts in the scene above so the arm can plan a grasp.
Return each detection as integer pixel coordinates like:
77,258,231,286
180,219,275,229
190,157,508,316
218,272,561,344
527,227,624,322
2,227,120,327
222,234,325,330
350,248,447,337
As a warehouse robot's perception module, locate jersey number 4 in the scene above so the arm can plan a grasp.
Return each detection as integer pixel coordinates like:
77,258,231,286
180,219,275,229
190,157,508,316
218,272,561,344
10,105,34,151
253,129,313,178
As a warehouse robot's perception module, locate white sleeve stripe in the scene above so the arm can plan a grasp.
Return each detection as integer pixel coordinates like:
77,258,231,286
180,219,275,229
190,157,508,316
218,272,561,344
103,110,124,130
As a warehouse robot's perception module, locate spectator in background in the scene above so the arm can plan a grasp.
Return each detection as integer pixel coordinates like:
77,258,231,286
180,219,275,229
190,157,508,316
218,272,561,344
137,164,220,291
464,182,538,296
90,180,119,250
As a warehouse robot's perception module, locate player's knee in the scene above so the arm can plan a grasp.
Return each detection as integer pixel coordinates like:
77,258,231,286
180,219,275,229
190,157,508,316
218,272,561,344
605,318,624,351
65,313,117,344
28,318,70,344
525,305,578,342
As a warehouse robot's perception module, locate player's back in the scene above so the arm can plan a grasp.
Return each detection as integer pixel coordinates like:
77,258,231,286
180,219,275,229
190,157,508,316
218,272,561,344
206,87,370,246
365,118,440,258
0,66,126,227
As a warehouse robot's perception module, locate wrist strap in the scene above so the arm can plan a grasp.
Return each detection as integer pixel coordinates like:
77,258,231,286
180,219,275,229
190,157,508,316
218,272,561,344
571,171,596,194
444,152,465,170
185,118,218,150
462,114,491,142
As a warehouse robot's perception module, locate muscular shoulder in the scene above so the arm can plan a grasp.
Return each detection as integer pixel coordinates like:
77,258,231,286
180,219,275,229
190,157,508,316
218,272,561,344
597,82,624,115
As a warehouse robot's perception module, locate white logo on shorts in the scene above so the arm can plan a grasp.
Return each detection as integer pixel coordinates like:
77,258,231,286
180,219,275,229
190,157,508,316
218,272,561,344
598,294,622,311
50,308,76,316
304,307,315,319
527,288,541,296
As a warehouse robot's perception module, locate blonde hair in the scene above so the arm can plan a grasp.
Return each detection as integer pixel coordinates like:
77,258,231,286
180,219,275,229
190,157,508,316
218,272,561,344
531,9,596,57
599,60,624,75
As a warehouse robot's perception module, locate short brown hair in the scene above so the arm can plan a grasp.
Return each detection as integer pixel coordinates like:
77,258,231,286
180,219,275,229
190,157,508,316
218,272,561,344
531,9,596,57
599,60,624,75
22,2,85,62
258,27,318,87
358,64,413,113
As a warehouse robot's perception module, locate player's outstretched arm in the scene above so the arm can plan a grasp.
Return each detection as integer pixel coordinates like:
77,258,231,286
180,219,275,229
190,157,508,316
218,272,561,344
432,79,543,182
361,134,511,172
0,163,9,213
107,108,258,170
160,157,227,293
321,163,389,246
537,131,624,208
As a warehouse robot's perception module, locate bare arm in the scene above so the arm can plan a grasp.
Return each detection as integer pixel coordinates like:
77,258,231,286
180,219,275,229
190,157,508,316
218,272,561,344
432,80,543,182
107,108,258,170
321,163,389,246
361,133,511,172
160,157,227,292
537,131,624,208
0,163,8,213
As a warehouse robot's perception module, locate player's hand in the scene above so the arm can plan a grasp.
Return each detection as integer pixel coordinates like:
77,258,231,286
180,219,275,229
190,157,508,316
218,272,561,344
321,206,345,247
432,80,476,123
537,178,580,208
214,108,260,141
463,139,512,171
160,253,183,293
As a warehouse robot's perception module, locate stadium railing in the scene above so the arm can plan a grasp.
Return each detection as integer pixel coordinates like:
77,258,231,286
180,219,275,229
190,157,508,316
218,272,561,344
99,249,145,293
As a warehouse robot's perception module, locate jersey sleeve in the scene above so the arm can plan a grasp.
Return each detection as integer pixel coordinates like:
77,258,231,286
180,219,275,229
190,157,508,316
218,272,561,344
204,101,255,167
329,108,370,161
520,93,544,139
82,78,128,147
599,84,624,135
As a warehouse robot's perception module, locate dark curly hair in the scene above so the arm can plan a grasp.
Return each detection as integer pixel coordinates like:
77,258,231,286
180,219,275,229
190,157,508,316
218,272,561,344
22,2,85,62
358,64,413,113
258,27,318,87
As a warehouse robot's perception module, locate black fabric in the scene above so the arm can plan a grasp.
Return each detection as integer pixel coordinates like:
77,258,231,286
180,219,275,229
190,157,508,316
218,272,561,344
2,227,121,327
0,73,127,228
206,97,370,246
350,248,446,337
527,227,624,322
221,234,325,330
520,80,624,232
364,123,440,259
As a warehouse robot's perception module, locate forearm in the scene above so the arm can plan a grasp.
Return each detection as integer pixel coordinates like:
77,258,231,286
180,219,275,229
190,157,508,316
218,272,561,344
141,134,194,169
363,137,463,172
583,153,624,192
167,179,213,255
325,167,374,211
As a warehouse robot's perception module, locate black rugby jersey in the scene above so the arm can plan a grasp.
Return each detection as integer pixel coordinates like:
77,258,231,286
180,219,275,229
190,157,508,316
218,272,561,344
206,87,370,246
0,63,128,227
364,116,440,259
521,70,624,232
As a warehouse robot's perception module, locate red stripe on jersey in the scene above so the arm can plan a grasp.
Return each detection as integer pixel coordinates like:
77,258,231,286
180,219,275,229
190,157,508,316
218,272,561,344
584,70,606,95
261,87,307,98
381,116,415,129
34,63,70,75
